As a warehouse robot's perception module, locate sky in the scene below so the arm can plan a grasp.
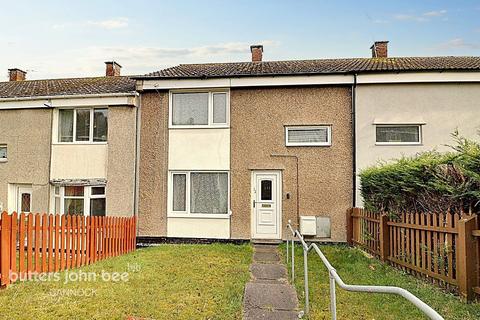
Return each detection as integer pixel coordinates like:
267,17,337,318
1,0,479,80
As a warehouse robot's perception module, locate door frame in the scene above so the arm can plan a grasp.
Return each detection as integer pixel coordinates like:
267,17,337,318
250,170,282,239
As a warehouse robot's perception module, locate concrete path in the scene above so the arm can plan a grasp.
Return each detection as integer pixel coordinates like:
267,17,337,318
243,245,300,319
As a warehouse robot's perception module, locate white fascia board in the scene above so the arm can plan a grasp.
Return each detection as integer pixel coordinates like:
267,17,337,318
141,74,354,90
357,72,480,84
140,71,480,90
0,93,137,110
230,74,353,87
143,78,231,90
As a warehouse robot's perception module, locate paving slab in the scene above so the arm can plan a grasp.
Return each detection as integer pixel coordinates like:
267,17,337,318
244,309,299,320
253,251,280,263
250,263,287,281
243,282,298,311
253,245,279,253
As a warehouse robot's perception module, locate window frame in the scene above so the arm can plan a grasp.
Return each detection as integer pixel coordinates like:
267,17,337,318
57,107,108,144
0,144,7,162
169,89,230,129
167,170,231,218
53,185,106,216
375,124,422,146
285,125,332,147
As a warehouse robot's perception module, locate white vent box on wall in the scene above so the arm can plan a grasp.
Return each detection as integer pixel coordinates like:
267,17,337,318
300,216,317,235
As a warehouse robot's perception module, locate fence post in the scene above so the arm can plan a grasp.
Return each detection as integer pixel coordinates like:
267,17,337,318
456,215,478,301
379,214,390,261
1,211,12,286
346,208,353,246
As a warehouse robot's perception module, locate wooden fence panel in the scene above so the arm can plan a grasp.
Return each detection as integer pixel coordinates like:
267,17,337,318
0,212,136,287
348,208,480,301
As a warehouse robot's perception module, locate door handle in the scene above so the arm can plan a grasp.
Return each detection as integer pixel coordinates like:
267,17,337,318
253,200,256,208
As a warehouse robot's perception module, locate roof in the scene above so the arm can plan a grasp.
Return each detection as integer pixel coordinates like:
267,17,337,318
141,56,480,79
0,76,136,99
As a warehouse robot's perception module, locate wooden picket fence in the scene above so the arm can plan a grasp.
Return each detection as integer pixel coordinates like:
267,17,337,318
0,211,136,287
346,208,480,301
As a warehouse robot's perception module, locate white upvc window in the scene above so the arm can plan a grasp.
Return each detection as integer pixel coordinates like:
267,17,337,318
169,90,229,128
58,107,108,143
54,185,106,216
375,124,422,145
0,144,7,162
285,125,332,147
168,171,230,218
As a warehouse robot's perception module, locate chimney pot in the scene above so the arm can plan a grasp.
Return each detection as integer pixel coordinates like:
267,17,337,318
105,61,122,76
8,68,27,81
250,45,263,62
370,41,389,58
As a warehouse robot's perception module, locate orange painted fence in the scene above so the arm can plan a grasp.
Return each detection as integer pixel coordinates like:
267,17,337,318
0,211,136,287
347,208,480,301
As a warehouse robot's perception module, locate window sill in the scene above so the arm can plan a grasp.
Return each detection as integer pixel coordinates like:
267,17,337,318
0,159,7,163
286,144,332,147
53,142,108,146
167,213,231,219
169,125,230,130
375,142,422,146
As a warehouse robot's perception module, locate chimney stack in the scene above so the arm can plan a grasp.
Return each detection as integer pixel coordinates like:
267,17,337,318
250,45,263,62
370,41,389,58
8,68,27,81
105,61,122,77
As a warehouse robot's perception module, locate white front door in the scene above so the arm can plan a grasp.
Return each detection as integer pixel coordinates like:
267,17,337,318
252,171,281,239
17,186,33,213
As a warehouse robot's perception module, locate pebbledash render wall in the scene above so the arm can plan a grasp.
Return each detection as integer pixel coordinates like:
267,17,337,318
0,108,52,213
137,91,169,236
137,86,353,241
230,86,352,241
106,106,138,216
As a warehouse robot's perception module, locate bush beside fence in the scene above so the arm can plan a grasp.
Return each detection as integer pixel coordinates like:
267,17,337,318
0,211,136,287
347,208,480,301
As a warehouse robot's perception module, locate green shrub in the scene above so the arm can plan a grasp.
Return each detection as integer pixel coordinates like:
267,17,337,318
360,132,480,214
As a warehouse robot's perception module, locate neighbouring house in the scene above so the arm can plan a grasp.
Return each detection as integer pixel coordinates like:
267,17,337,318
354,41,480,206
0,63,138,217
134,42,480,242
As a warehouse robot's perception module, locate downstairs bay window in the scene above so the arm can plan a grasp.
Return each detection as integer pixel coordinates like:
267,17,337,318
169,171,229,217
54,185,106,216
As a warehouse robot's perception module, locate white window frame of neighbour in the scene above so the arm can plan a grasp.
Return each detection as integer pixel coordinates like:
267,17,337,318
57,107,108,144
375,124,422,146
167,171,231,219
0,144,7,162
285,125,332,147
169,89,230,129
54,185,106,216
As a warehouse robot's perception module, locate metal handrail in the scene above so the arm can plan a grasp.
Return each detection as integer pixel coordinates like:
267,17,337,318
286,221,444,320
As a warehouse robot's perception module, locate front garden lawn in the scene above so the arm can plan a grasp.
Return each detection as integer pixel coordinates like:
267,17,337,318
283,244,480,320
0,243,252,320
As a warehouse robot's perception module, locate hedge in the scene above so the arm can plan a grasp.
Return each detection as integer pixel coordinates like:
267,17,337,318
360,132,480,214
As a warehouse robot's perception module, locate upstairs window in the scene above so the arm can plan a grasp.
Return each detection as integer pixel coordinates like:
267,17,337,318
58,108,108,143
0,145,7,161
171,91,229,127
375,125,421,145
285,126,332,146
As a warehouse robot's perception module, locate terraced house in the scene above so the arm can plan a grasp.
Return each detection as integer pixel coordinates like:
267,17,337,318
135,42,480,242
0,63,138,218
1,41,479,242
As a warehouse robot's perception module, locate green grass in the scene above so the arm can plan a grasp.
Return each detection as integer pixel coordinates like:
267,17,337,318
282,244,480,320
0,243,252,320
